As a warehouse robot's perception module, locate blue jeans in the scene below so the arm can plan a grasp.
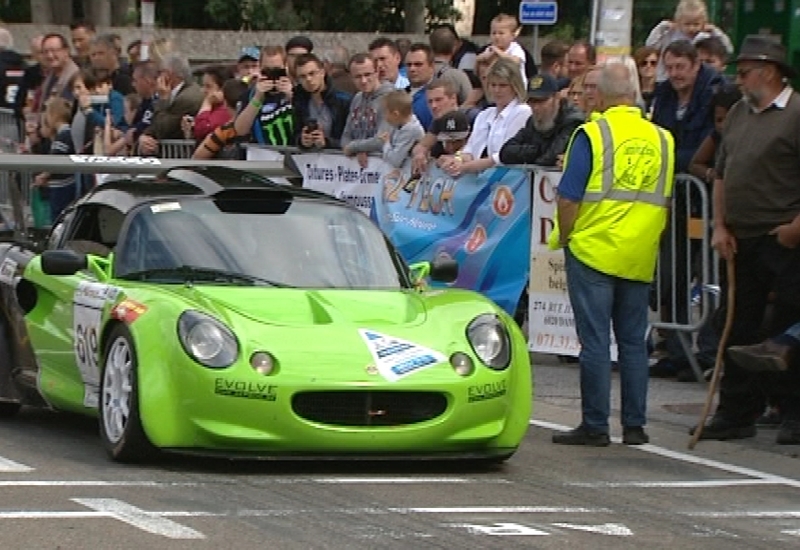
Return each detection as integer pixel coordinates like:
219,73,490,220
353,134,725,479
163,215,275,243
565,248,651,432
48,183,77,222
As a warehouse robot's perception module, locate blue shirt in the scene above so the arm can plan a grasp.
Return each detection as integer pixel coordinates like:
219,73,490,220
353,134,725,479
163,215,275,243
556,130,592,202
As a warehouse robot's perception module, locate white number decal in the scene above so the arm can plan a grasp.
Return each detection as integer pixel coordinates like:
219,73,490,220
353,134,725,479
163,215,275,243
73,281,110,408
4,84,18,105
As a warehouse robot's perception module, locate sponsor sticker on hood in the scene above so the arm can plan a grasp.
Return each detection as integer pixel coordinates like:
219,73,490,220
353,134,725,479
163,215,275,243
358,329,446,382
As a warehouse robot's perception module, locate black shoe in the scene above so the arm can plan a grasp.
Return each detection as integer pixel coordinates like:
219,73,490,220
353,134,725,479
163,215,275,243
622,426,650,445
552,426,610,447
689,416,757,441
776,420,800,445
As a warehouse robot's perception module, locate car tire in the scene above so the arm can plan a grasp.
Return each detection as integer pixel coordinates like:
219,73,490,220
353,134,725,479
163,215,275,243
0,316,22,418
99,323,154,462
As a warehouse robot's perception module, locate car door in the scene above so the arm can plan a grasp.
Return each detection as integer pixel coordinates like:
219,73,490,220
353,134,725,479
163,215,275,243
25,205,119,411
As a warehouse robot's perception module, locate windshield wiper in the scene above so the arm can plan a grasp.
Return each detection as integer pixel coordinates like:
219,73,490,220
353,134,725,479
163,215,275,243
118,265,293,287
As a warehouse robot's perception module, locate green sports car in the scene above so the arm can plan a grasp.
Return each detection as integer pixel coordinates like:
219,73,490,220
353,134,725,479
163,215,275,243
0,166,532,462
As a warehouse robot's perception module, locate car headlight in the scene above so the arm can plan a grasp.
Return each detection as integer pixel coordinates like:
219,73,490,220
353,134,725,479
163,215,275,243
177,311,238,368
466,314,511,370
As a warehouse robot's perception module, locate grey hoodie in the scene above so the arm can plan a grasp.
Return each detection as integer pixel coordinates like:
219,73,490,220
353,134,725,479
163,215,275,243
340,81,394,154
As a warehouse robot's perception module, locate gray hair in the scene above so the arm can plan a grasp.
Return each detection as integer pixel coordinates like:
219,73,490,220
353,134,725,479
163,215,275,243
487,57,528,103
0,28,13,50
597,62,636,102
160,52,192,82
92,33,117,51
321,45,350,68
603,55,643,105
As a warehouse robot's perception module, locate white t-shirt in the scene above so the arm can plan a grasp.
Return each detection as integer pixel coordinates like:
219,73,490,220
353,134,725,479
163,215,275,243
501,41,528,87
463,98,532,165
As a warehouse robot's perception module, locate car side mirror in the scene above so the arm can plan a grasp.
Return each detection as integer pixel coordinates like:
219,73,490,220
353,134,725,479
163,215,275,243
41,249,88,276
429,257,458,283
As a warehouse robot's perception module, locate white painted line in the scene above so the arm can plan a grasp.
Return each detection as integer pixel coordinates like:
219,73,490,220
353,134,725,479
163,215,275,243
304,477,509,484
449,522,550,536
0,456,34,473
569,479,783,489
72,498,205,539
782,529,800,536
686,510,800,519
0,480,198,487
531,420,800,489
391,506,609,514
552,523,633,536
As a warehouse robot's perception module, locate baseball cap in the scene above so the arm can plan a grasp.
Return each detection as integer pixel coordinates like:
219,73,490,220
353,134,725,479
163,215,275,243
436,110,470,141
527,74,559,100
285,35,314,53
238,47,260,62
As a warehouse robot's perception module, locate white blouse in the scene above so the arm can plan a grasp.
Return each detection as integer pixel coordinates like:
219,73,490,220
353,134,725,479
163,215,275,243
463,99,532,166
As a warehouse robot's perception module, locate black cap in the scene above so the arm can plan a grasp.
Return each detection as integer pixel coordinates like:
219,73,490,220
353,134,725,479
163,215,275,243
527,74,559,100
436,110,470,141
285,35,314,53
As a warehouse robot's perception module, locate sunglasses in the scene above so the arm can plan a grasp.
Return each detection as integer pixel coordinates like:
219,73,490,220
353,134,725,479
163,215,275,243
639,59,658,67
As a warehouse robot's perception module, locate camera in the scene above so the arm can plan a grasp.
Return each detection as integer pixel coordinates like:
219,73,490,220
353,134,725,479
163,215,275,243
261,67,287,80
305,118,318,132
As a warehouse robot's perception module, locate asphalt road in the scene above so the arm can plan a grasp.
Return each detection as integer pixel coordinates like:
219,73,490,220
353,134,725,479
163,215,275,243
1,361,799,549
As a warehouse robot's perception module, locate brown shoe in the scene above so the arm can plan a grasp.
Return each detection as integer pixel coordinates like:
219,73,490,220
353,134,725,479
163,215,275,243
726,340,793,372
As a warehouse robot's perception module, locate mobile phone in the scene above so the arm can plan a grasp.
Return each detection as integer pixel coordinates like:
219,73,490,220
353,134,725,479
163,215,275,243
261,67,287,80
305,118,318,131
89,95,108,105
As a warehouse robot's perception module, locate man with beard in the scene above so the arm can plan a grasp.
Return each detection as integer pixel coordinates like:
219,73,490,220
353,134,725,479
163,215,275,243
292,53,352,149
500,74,585,167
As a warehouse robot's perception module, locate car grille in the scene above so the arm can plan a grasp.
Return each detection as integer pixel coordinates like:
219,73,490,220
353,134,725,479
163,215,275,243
292,391,448,427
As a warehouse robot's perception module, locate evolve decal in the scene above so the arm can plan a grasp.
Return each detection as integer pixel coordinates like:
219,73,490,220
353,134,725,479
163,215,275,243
0,257,17,285
358,329,446,382
111,299,148,324
214,378,277,401
467,380,507,403
72,282,117,407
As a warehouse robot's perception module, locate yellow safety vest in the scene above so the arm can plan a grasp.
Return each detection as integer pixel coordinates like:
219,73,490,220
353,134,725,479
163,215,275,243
548,105,674,282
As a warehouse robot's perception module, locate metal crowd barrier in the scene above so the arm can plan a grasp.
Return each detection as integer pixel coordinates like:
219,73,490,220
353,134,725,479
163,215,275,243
651,173,717,382
159,139,197,159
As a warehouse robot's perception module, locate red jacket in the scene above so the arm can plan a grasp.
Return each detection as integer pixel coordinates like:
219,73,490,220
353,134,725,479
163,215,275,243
193,103,231,142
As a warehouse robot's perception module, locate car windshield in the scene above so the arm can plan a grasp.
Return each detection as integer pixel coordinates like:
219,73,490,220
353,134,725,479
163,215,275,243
114,195,408,289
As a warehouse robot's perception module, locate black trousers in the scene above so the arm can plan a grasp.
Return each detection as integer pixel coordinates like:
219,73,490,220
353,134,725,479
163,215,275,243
717,235,800,423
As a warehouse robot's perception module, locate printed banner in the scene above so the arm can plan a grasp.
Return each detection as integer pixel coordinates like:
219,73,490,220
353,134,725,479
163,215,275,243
527,170,617,357
374,164,531,315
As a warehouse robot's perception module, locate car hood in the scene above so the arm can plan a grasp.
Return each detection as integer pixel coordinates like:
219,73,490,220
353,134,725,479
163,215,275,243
176,287,429,328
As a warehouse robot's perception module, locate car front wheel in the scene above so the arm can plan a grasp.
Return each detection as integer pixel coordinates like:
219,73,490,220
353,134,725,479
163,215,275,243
99,324,154,462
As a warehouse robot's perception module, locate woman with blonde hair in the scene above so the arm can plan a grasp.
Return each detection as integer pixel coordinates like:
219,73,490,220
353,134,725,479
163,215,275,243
440,57,531,177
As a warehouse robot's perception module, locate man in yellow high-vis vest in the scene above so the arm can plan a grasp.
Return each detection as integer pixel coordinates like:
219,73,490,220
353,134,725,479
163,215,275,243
548,63,675,447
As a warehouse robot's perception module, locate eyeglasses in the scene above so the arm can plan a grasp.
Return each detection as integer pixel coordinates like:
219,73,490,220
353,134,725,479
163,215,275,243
640,59,658,67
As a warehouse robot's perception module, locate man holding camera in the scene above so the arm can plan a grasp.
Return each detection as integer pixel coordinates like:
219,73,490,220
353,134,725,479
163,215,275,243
293,53,352,150
233,45,296,147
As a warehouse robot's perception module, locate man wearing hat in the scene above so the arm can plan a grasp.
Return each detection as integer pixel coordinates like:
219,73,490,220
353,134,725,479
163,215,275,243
499,73,585,167
692,35,800,445
236,46,260,81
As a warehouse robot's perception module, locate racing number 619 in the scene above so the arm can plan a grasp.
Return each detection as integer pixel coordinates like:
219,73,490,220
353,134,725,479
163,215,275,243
75,323,99,367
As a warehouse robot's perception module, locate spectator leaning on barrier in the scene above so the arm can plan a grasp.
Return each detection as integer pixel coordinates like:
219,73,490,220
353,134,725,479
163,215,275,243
233,45,296,148
69,20,95,70
341,53,394,168
369,37,410,90
38,33,79,113
104,93,140,156
433,109,470,160
410,79,460,172
189,65,235,142
0,27,26,123
130,61,158,142
440,57,531,177
32,97,78,221
499,73,585,168
690,36,800,445
404,43,436,129
138,52,203,156
378,90,424,169
548,63,675,447
90,34,134,96
293,52,352,150
192,78,249,160
429,27,474,106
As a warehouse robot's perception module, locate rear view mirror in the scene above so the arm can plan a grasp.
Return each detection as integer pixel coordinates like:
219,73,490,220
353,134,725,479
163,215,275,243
429,257,458,283
41,250,87,276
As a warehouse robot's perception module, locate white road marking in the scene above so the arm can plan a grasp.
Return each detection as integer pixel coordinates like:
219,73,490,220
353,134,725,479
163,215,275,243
569,479,783,488
686,510,800,519
302,477,510,484
782,529,800,536
449,522,550,536
0,456,34,472
391,506,609,514
0,480,198,487
552,523,634,536
531,420,800,488
72,498,206,539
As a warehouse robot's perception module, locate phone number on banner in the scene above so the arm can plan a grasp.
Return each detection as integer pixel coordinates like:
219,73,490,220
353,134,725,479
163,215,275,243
533,333,581,353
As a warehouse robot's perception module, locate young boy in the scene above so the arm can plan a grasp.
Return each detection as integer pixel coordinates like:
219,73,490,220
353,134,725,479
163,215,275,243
432,110,471,161
104,93,142,156
32,97,76,221
476,13,527,86
379,90,424,169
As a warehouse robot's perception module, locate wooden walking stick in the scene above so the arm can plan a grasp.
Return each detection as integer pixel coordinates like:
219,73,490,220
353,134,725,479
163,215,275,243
688,256,736,450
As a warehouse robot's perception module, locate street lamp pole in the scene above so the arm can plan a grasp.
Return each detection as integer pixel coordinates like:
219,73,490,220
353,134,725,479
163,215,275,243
141,0,156,61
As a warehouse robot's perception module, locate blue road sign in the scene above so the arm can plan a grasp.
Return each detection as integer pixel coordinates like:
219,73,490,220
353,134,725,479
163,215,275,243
519,1,558,26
